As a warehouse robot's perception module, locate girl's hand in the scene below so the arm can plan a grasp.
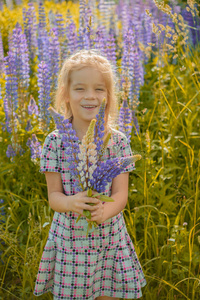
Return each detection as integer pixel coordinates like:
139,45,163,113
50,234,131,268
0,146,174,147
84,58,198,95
69,191,101,215
86,201,104,225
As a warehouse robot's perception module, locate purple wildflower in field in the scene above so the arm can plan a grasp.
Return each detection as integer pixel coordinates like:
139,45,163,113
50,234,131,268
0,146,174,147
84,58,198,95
4,53,18,112
6,144,16,158
92,156,135,193
106,33,117,68
182,6,200,46
94,26,107,56
37,61,51,129
4,23,29,115
28,96,39,116
23,3,38,61
3,97,11,133
118,99,132,143
25,119,32,132
66,20,78,55
78,0,87,50
54,13,66,61
0,31,4,73
26,134,42,160
11,23,30,90
55,13,65,38
49,28,60,89
49,108,80,184
94,99,105,151
130,45,143,106
38,3,50,64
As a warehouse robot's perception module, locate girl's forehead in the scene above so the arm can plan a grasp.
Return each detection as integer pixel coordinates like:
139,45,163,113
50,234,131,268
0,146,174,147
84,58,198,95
70,67,106,84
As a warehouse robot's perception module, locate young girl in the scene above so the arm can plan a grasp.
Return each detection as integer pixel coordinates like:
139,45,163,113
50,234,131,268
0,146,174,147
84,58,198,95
34,49,146,300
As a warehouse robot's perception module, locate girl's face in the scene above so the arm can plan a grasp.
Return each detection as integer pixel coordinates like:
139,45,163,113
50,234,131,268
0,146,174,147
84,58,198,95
67,67,108,126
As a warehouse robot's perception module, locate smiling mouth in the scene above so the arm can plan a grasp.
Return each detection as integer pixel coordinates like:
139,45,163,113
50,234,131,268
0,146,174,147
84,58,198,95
81,105,98,109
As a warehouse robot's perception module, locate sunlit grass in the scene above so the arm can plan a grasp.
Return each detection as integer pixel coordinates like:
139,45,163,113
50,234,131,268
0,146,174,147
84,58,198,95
0,1,200,299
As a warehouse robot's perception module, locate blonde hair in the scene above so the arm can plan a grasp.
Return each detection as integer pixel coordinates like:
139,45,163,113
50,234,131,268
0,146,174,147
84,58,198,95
55,49,118,127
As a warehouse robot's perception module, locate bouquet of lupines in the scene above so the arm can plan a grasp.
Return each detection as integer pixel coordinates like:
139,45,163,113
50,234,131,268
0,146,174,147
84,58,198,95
49,99,141,235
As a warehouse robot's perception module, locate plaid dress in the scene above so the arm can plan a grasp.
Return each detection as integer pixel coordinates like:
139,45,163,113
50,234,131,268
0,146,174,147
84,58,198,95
34,128,146,299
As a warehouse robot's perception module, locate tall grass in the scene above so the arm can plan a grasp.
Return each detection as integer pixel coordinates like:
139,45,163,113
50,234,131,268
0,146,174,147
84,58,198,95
0,45,199,299
0,0,200,299
124,43,200,299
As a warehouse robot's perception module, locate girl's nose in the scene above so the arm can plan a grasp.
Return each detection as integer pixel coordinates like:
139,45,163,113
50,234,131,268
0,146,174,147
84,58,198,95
84,89,96,99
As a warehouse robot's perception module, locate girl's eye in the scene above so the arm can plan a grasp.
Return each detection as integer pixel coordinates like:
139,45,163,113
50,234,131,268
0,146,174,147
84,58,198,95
96,89,104,91
75,88,84,90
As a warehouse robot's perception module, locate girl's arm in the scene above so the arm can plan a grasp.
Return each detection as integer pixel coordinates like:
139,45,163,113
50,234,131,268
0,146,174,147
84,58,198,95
90,172,129,224
45,172,100,214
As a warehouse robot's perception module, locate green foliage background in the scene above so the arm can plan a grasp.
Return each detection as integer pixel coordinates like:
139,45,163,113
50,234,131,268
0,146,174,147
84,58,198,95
0,1,200,299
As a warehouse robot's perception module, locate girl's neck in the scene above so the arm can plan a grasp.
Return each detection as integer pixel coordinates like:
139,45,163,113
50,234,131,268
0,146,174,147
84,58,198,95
71,117,110,141
71,118,90,140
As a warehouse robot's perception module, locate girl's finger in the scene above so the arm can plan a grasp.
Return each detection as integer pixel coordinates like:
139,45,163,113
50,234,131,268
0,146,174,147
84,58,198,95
85,204,99,211
84,197,100,204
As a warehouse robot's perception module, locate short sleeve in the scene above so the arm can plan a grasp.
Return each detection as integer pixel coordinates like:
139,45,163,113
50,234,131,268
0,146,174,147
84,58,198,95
116,133,135,173
40,132,60,173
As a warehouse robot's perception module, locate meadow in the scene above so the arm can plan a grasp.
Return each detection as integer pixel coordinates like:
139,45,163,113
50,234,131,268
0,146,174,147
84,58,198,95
0,0,200,299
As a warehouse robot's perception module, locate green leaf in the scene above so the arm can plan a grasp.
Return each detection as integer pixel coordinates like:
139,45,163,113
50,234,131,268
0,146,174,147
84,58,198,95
99,195,115,202
91,192,104,198
83,210,91,219
76,215,81,223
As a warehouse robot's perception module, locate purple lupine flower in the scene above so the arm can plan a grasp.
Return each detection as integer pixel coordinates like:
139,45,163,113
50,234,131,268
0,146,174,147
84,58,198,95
6,144,16,158
94,26,107,56
94,99,106,151
49,28,60,89
92,155,136,193
3,96,13,134
129,45,143,106
49,108,80,181
3,30,25,134
55,13,65,38
28,95,39,116
182,6,200,46
4,23,29,133
38,2,46,30
26,134,42,160
77,0,87,50
118,99,132,142
66,20,78,55
85,7,95,49
38,3,50,64
37,61,51,129
54,13,66,61
4,53,18,111
106,33,117,69
23,3,38,61
0,31,4,73
25,119,32,131
11,23,30,90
